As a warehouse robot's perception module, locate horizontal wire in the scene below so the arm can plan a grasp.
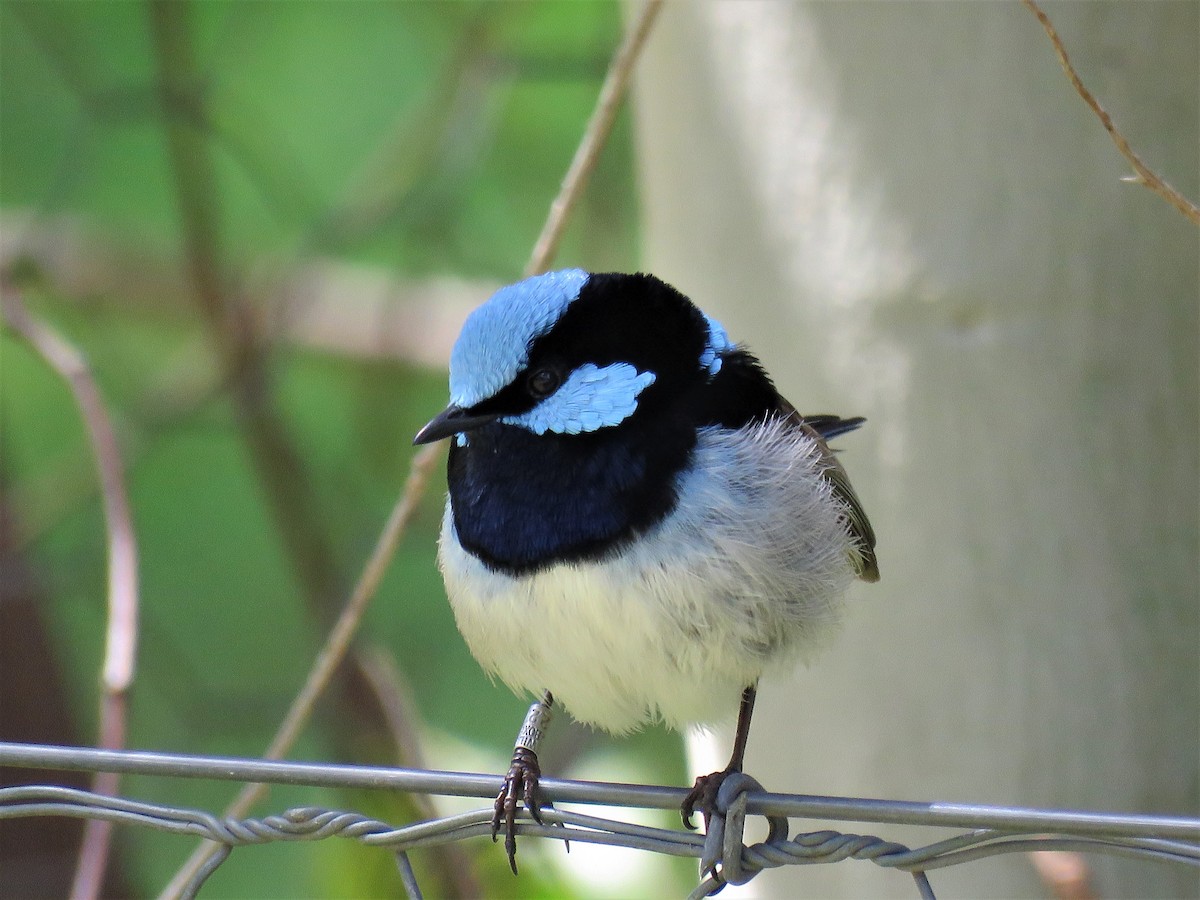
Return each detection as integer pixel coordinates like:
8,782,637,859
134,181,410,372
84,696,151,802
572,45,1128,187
3,741,1198,900
4,784,1196,869
3,783,1197,898
4,741,1196,840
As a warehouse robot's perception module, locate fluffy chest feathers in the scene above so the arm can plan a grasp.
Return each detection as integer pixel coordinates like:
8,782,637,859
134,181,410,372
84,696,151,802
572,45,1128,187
439,420,857,733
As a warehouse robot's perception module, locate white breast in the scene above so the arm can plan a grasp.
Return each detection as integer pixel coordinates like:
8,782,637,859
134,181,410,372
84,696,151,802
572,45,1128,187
438,419,858,734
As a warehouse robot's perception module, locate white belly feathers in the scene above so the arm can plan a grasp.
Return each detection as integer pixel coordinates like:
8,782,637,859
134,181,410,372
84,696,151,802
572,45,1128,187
438,419,857,733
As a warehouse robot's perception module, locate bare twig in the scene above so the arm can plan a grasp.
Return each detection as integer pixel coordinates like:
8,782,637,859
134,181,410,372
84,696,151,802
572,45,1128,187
0,283,140,900
356,646,434,777
526,0,666,276
358,645,484,899
148,0,347,628
259,445,438,775
159,1,666,894
150,0,411,775
159,444,441,899
146,3,479,893
1022,0,1200,226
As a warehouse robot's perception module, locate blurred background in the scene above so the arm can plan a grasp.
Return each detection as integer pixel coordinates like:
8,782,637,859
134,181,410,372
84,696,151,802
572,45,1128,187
1,2,691,897
2,2,1197,899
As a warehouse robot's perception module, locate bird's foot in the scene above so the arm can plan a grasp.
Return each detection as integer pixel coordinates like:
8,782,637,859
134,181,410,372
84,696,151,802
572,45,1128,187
492,746,544,873
492,694,556,874
682,766,737,832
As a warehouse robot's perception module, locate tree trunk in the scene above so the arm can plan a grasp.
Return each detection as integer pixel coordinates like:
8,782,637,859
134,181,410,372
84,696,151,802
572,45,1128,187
634,2,1198,897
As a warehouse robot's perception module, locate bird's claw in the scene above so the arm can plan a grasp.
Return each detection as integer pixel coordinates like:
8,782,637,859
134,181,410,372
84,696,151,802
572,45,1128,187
492,746,543,874
681,767,735,832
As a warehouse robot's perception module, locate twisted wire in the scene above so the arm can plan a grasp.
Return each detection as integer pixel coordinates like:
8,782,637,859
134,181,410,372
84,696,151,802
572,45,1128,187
2,742,1198,899
3,784,1198,899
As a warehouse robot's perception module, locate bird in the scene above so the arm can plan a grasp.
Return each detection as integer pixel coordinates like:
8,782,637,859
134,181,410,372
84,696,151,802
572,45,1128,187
413,268,878,873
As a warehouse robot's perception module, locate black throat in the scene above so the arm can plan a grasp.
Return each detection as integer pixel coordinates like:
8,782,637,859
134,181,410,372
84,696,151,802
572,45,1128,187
447,415,694,576
446,349,781,576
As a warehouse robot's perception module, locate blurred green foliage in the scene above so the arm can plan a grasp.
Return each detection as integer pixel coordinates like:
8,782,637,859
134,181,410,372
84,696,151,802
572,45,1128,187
0,1,692,896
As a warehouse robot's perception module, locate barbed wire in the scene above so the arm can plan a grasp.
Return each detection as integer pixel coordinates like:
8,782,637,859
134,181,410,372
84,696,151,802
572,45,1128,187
2,742,1197,899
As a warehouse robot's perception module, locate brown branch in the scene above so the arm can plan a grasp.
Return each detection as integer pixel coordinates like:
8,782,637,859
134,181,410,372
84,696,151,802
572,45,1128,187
148,0,345,620
159,443,441,899
159,2,666,894
147,3,466,891
1022,0,1200,227
0,283,140,900
257,444,439,773
149,0,405,773
526,0,666,276
356,645,484,899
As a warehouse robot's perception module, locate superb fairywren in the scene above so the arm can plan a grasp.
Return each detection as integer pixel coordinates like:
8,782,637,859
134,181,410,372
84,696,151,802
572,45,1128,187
414,269,878,872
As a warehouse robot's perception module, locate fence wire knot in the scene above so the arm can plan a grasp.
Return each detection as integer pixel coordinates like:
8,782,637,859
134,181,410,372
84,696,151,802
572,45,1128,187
690,772,937,900
696,772,787,890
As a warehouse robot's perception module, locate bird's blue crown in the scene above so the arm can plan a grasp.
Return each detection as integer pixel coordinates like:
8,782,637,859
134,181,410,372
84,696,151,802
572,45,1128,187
449,269,589,409
447,269,733,439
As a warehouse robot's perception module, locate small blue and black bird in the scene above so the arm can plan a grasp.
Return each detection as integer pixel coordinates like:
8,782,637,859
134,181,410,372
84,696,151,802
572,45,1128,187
414,269,878,871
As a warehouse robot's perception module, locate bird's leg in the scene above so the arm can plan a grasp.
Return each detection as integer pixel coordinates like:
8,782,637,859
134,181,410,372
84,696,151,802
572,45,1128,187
492,689,554,874
682,684,757,830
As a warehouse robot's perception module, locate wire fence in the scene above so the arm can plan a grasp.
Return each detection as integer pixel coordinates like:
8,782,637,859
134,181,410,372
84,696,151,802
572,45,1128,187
2,741,1197,899
3,5,1197,900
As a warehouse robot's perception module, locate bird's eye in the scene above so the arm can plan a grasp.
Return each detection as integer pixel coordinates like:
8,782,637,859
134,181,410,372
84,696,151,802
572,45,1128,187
527,367,560,399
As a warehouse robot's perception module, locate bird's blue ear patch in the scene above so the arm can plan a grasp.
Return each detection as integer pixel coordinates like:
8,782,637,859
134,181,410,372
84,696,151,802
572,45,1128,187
699,314,732,376
502,363,656,435
450,269,590,408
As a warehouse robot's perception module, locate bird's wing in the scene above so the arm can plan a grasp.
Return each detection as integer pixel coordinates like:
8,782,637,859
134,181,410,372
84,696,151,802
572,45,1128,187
777,399,880,583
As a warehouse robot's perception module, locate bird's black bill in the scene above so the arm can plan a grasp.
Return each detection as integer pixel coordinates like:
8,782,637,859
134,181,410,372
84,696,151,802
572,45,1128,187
413,404,501,445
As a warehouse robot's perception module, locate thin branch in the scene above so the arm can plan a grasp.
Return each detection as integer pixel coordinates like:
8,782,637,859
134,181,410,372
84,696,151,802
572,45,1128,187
159,444,441,899
0,283,140,900
356,646,434,780
146,3,478,893
148,0,346,626
1022,0,1200,227
358,645,484,900
159,1,666,894
149,0,408,779
260,444,438,771
525,0,666,276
